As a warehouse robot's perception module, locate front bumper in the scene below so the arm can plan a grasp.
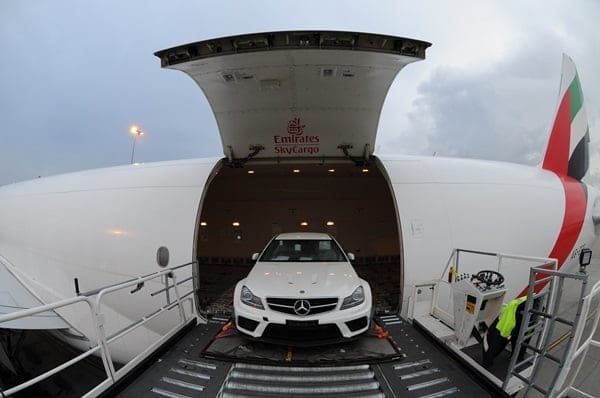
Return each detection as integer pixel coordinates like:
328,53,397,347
234,295,371,345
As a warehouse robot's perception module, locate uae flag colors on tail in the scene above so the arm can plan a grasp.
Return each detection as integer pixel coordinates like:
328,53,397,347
542,55,589,180
520,55,590,297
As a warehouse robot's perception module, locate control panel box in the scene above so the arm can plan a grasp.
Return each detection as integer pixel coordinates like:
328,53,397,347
452,279,506,347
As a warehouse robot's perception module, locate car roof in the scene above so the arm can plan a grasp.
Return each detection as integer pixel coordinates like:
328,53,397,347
275,232,332,240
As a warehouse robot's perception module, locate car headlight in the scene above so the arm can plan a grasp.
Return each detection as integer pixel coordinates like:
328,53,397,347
240,285,264,310
340,286,365,310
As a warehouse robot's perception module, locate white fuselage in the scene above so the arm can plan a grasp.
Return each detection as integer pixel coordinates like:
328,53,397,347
0,154,597,361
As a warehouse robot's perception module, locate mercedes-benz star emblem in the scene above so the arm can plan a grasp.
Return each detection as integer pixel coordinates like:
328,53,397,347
293,299,311,316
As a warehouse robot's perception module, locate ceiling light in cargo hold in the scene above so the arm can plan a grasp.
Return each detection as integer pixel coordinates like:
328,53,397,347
326,221,335,226
232,221,240,227
300,221,309,227
200,222,208,227
361,168,369,173
293,169,301,174
321,68,336,78
328,169,335,173
247,170,255,174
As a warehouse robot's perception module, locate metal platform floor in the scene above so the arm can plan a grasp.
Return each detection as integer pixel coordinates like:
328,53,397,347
112,316,495,398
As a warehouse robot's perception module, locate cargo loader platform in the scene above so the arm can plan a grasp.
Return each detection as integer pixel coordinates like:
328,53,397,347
112,315,494,398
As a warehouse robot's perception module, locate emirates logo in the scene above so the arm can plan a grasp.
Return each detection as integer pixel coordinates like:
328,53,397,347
287,117,305,136
274,117,319,155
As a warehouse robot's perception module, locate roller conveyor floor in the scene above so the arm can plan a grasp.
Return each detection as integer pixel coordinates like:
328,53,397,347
112,316,495,398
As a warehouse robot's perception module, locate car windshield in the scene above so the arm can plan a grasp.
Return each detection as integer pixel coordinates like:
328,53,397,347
259,239,347,262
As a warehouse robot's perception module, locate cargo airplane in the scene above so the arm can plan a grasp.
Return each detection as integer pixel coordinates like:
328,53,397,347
0,31,596,363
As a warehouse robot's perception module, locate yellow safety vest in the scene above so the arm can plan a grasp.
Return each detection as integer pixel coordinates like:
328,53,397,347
496,296,527,338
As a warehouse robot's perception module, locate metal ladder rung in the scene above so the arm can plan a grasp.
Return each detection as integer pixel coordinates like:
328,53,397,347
526,313,574,327
523,329,541,340
530,309,552,318
531,382,548,395
524,321,544,334
520,345,562,364
514,355,536,369
555,317,574,327
521,343,542,354
543,352,562,364
510,371,531,383
511,374,549,395
532,291,549,299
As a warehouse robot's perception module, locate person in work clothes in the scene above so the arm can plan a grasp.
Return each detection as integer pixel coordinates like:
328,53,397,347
482,296,528,369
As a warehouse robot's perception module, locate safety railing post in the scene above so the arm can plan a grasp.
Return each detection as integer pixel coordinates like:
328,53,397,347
163,274,171,304
92,302,117,381
171,272,186,323
455,249,460,274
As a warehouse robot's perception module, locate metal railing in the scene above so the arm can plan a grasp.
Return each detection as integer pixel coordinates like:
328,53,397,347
0,261,197,397
439,248,557,280
430,248,557,325
555,279,600,398
502,263,588,395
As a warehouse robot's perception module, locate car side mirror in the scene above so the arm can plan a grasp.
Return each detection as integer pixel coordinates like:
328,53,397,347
251,253,259,261
347,253,355,261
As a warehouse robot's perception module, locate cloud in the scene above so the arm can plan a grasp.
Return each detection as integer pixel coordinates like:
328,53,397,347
377,25,594,173
393,65,550,164
1,1,599,186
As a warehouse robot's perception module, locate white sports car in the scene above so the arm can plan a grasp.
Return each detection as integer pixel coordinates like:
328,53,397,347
233,232,372,345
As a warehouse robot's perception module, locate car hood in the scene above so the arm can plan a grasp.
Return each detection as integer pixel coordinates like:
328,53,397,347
245,261,362,298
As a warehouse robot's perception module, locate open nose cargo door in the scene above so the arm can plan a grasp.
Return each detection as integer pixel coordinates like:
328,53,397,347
155,30,430,163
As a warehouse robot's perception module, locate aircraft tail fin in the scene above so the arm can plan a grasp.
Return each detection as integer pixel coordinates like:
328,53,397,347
542,54,589,180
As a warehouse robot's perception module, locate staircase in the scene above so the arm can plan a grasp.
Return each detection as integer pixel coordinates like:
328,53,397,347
503,263,590,396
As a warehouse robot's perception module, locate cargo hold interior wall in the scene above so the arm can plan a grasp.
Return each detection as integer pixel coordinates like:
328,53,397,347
194,158,402,317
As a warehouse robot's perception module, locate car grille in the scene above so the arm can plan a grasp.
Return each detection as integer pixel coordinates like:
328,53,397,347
266,297,338,316
262,322,343,344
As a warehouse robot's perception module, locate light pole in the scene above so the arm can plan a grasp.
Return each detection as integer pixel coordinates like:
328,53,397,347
129,125,144,164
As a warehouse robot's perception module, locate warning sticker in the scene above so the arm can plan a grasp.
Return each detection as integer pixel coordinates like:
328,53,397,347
466,302,476,314
466,295,477,314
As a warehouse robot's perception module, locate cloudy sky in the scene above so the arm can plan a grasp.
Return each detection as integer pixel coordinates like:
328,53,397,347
1,1,599,186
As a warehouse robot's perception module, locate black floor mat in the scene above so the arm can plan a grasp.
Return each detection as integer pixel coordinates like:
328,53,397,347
201,327,402,365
